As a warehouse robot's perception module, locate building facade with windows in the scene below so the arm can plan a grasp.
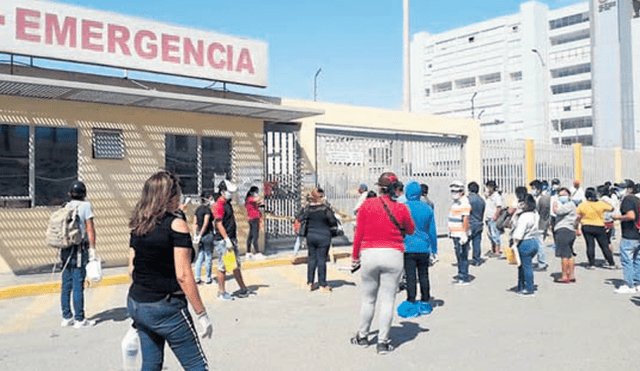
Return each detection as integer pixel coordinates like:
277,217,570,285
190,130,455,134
411,0,640,148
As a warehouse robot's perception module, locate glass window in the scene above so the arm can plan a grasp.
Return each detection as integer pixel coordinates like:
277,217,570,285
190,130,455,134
35,127,78,206
455,77,476,89
0,124,29,198
202,137,232,195
433,81,452,93
93,129,124,159
479,73,501,84
165,134,198,195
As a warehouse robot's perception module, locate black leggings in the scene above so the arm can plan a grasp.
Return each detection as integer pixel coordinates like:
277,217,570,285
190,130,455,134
246,219,260,253
581,225,615,266
306,234,331,287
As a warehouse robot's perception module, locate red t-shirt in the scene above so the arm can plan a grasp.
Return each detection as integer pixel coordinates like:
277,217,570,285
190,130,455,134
245,196,262,220
352,195,415,260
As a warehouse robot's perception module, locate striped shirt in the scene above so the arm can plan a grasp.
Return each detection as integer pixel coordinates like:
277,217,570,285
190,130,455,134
448,196,471,238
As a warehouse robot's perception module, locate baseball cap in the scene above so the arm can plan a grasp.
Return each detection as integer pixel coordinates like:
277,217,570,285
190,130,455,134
449,180,464,192
217,179,237,193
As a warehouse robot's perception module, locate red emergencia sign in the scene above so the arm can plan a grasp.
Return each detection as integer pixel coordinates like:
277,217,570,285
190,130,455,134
0,0,269,87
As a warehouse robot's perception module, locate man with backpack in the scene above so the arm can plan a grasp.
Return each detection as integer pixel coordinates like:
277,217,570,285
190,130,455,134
59,180,97,328
612,179,640,294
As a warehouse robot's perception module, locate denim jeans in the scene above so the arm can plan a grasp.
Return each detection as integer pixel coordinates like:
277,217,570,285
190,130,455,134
60,245,88,321
127,295,208,371
403,252,430,302
214,239,241,272
194,234,214,281
453,237,470,282
470,227,483,264
517,239,538,293
535,234,546,266
486,219,502,246
306,234,331,286
619,238,640,288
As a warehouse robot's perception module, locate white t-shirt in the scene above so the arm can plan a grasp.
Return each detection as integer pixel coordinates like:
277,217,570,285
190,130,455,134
485,192,503,221
67,199,95,241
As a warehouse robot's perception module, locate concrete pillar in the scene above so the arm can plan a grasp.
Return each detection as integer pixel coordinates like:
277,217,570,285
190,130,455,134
573,143,583,183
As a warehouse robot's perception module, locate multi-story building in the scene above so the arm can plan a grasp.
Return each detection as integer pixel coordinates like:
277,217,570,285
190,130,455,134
411,0,640,148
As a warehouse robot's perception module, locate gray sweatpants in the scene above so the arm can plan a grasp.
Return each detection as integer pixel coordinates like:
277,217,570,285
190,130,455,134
357,248,403,344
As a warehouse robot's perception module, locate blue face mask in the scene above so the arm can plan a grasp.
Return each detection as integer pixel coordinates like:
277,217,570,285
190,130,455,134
558,196,569,204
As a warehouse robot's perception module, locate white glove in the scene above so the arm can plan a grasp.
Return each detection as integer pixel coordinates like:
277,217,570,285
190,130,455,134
88,247,97,261
197,311,213,339
193,234,201,244
459,234,468,245
224,237,233,251
429,253,439,266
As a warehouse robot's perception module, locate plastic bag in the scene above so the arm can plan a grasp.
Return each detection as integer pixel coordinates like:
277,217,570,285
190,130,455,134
222,250,237,272
86,259,102,283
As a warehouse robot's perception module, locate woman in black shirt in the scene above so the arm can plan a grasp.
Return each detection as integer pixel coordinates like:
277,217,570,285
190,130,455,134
127,171,212,371
297,188,338,291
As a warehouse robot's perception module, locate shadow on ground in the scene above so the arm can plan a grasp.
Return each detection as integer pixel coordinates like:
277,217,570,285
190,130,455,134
385,321,430,348
90,307,129,324
327,279,356,289
604,278,625,287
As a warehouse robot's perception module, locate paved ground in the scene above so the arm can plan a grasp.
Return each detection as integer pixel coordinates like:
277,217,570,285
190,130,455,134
1,236,639,371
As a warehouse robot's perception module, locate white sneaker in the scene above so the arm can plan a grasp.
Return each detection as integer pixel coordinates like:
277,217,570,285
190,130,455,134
73,319,96,329
61,318,74,327
254,253,266,260
245,253,253,260
614,285,637,294
217,292,234,301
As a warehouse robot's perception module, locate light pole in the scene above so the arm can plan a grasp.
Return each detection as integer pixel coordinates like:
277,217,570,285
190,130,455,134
403,0,411,112
471,92,477,119
313,67,322,102
531,48,549,142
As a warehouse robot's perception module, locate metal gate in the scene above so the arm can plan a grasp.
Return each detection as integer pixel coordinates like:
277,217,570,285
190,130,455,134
316,127,466,236
263,123,301,248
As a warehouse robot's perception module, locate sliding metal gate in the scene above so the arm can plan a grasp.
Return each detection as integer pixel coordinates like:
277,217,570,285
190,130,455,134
316,127,466,236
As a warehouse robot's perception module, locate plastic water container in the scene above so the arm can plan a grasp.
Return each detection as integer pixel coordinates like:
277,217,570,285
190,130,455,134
121,326,140,371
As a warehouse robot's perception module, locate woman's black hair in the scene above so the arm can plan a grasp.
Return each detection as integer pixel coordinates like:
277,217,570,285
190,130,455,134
245,186,259,202
515,186,528,202
523,194,537,212
366,190,377,199
585,187,598,201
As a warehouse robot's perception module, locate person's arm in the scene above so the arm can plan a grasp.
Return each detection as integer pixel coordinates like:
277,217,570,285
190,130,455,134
128,248,135,279
614,207,636,221
86,219,96,248
172,218,206,315
462,215,470,234
191,214,198,235
428,211,437,254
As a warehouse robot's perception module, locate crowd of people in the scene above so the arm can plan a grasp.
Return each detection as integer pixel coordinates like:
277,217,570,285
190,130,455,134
55,169,640,367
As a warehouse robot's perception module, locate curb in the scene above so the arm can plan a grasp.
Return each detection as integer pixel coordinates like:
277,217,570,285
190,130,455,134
0,251,352,301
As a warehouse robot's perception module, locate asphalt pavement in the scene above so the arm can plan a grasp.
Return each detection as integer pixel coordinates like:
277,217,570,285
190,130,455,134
1,236,639,371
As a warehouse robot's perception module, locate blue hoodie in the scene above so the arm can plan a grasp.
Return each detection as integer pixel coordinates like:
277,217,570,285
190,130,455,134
403,181,438,254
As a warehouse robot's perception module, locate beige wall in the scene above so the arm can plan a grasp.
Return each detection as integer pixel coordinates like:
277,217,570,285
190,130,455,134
282,99,483,184
0,95,263,274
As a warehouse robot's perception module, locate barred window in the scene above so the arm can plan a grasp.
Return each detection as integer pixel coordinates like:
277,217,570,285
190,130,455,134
93,129,124,159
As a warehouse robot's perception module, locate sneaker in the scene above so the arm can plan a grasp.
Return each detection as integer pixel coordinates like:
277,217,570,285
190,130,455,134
245,253,253,260
253,253,266,260
235,288,250,298
376,342,394,355
73,319,96,329
61,318,74,327
453,279,470,286
205,279,213,285
350,334,369,347
586,265,596,270
195,279,203,285
534,264,548,272
614,285,637,294
517,291,535,298
218,291,234,301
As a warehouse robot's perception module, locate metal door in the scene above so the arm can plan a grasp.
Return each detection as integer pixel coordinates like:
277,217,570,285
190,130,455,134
263,123,301,248
316,127,466,236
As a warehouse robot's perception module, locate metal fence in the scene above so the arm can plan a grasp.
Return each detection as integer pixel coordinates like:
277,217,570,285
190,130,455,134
482,139,526,194
582,146,616,188
621,149,640,182
534,141,574,188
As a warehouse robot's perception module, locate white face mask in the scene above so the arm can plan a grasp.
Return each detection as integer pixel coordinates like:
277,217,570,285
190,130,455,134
451,192,462,201
223,191,234,200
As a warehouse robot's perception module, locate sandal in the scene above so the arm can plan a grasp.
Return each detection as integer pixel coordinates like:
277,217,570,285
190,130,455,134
350,334,368,347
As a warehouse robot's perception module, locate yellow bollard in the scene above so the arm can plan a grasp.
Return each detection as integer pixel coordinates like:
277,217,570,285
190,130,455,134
573,143,582,184
525,139,535,186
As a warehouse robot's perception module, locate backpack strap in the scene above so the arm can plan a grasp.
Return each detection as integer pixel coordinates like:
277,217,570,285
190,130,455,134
379,197,406,238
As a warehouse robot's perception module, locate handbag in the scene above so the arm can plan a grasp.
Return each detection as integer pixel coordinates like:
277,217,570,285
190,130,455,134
328,209,344,237
494,208,512,231
380,197,406,238
504,244,521,266
86,258,103,283
222,250,238,272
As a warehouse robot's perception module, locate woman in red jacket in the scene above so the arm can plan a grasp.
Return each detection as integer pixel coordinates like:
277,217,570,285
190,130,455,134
244,186,264,259
350,172,415,355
